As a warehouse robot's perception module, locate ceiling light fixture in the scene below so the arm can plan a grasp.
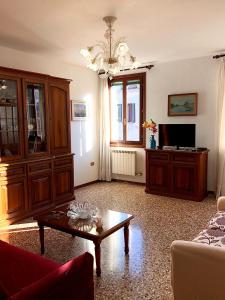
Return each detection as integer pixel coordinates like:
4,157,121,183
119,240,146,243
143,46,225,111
80,16,141,77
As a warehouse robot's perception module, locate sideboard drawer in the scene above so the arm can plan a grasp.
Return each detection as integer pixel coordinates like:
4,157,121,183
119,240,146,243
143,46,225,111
0,164,25,179
28,160,52,174
173,153,197,163
148,152,169,161
54,156,73,168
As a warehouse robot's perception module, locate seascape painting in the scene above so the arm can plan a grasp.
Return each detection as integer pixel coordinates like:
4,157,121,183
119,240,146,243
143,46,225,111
168,93,198,116
71,100,87,120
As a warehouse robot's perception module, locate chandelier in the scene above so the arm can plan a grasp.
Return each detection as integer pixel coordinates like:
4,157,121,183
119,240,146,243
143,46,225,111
80,16,141,76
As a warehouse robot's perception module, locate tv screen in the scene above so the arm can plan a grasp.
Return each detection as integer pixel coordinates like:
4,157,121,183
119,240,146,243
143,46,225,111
159,124,196,148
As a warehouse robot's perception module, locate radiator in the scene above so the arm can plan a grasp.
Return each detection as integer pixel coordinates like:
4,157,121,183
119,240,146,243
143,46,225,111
111,150,136,176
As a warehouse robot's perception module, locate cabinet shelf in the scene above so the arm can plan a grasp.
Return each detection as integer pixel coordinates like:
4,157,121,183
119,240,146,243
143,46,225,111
0,103,17,107
0,130,18,132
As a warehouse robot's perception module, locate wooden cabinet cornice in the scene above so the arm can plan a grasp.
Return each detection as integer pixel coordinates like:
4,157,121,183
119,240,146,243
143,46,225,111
145,149,208,201
0,66,74,225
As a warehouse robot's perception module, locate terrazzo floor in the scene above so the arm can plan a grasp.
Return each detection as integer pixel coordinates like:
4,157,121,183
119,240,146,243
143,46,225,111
0,182,216,300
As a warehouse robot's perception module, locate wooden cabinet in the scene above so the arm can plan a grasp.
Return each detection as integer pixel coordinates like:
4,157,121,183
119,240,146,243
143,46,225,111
145,149,208,201
0,173,27,221
172,163,197,196
29,174,52,210
147,161,170,193
28,159,53,211
146,151,170,193
0,66,74,225
49,79,71,155
53,155,74,204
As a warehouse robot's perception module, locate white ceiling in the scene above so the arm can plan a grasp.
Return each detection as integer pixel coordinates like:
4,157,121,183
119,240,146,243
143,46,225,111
1,0,225,66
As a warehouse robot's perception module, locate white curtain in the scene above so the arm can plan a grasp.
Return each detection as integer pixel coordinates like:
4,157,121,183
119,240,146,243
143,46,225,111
216,58,225,197
99,77,111,181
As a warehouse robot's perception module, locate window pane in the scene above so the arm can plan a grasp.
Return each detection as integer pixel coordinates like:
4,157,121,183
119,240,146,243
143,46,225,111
26,83,47,153
126,80,140,141
0,79,20,157
110,82,123,141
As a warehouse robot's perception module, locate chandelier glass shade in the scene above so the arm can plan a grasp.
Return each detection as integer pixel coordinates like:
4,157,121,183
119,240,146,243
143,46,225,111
80,16,141,76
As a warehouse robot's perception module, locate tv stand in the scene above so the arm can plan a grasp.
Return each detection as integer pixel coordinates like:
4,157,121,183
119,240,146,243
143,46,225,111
145,149,208,201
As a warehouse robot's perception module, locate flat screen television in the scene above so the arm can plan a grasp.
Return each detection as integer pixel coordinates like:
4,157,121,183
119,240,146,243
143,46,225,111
158,124,196,149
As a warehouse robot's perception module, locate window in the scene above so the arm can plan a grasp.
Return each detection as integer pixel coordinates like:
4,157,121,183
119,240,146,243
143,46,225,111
109,73,146,147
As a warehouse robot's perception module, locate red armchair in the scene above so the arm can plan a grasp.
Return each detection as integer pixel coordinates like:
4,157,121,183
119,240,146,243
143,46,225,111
0,240,94,300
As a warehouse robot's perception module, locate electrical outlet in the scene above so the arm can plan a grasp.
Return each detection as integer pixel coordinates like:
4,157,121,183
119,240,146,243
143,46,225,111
90,162,95,166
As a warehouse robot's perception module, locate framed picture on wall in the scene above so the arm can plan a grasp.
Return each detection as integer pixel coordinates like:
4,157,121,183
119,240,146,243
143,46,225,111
168,93,198,116
71,100,87,121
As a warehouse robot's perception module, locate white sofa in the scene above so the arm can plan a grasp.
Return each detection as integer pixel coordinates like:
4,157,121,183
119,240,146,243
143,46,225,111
171,196,225,300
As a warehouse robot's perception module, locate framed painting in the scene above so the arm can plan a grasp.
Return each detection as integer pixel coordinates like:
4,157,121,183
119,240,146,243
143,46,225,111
168,93,198,116
71,100,87,121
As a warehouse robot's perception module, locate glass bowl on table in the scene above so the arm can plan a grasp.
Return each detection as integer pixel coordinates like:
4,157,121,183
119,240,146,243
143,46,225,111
67,201,97,220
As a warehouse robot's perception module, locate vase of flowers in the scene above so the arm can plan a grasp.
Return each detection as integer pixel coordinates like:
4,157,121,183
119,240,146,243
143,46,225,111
142,119,157,149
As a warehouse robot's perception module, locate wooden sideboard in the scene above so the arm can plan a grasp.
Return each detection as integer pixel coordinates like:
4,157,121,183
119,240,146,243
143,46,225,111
145,149,208,201
0,66,74,225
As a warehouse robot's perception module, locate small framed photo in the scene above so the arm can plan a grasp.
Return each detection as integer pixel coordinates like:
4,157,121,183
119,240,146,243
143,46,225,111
71,100,87,121
168,93,198,116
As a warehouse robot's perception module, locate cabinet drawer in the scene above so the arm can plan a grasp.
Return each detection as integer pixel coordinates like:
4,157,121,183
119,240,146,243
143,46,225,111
54,156,73,168
0,164,25,179
173,153,197,163
148,152,169,161
28,160,52,174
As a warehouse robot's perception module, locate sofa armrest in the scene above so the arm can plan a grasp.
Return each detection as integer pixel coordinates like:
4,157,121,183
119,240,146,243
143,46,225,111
217,196,225,211
9,252,94,300
171,240,225,300
0,240,59,297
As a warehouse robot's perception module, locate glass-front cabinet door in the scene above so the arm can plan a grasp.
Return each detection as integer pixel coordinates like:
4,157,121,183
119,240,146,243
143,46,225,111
24,80,49,156
0,77,23,160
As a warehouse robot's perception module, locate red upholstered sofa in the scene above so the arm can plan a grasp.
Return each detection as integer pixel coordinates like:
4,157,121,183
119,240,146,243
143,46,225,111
0,240,94,300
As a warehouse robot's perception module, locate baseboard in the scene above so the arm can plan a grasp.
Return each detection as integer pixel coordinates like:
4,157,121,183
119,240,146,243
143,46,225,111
74,180,214,195
74,180,100,190
112,179,145,186
74,179,145,190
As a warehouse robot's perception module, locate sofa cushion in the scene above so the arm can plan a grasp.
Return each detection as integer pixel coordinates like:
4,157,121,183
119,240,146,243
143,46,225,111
208,211,225,231
193,228,225,247
8,252,94,300
0,240,59,297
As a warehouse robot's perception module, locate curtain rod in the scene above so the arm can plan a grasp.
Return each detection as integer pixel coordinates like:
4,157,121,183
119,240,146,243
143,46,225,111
213,54,225,59
99,64,154,75
121,64,154,72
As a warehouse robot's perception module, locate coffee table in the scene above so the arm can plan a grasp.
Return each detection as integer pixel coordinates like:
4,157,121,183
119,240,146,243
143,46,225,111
34,207,134,276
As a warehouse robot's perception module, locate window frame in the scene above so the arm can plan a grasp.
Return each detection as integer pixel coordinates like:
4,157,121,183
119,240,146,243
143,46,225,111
109,72,146,148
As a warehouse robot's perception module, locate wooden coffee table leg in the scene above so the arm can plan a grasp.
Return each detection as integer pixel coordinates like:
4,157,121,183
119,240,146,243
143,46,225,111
38,222,45,255
124,222,130,254
94,240,101,277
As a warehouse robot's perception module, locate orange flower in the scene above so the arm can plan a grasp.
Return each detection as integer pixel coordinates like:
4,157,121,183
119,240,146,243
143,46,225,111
142,119,157,134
